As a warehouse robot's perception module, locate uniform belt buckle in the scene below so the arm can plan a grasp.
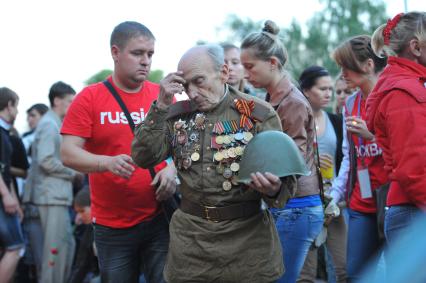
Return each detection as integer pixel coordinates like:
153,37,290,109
204,205,220,222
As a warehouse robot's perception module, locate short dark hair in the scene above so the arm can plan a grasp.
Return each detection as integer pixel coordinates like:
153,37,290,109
48,81,76,107
299,66,330,91
110,21,155,49
0,87,19,111
27,103,49,116
74,188,90,208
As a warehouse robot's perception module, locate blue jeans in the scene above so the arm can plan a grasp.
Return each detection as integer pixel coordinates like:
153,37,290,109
93,213,169,283
384,205,421,245
272,205,324,283
346,209,382,283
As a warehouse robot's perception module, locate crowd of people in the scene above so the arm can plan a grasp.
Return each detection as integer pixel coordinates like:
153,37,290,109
0,10,425,283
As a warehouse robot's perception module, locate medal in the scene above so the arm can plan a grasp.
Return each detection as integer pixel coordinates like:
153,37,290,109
214,152,224,162
243,132,253,142
174,119,186,130
222,180,232,191
223,168,233,179
221,149,229,159
216,135,224,145
177,132,187,145
222,135,231,145
194,113,206,130
234,132,244,141
189,132,199,142
230,162,240,172
191,152,200,162
182,157,192,169
211,137,220,149
227,148,237,158
235,146,244,156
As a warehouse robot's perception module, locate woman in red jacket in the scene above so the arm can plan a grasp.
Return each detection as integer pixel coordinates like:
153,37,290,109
366,11,426,245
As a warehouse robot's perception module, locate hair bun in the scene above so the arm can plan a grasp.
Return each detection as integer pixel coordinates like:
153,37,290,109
262,20,280,35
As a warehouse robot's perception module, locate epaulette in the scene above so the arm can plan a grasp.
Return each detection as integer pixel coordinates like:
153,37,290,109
166,100,198,120
251,100,273,122
230,98,272,123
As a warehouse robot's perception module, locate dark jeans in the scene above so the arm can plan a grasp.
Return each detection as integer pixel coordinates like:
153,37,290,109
93,213,169,283
346,209,382,283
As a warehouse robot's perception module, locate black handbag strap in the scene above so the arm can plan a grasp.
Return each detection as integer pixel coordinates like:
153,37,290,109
313,121,325,205
103,80,156,179
103,80,135,132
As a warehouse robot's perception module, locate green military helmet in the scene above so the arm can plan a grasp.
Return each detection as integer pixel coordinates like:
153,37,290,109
237,130,310,184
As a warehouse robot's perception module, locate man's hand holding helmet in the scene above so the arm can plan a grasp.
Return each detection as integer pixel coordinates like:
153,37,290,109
247,172,282,197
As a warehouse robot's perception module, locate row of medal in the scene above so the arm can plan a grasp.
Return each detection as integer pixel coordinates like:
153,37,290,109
211,120,255,191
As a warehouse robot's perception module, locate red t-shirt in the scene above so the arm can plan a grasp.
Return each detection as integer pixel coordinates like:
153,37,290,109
61,77,166,228
349,93,387,213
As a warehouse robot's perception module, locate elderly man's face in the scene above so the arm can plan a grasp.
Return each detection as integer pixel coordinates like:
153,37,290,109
178,50,228,112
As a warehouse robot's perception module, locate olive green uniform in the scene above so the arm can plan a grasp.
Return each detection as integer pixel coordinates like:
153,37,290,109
132,87,290,283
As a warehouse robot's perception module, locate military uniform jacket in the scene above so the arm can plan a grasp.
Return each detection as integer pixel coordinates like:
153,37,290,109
132,86,287,282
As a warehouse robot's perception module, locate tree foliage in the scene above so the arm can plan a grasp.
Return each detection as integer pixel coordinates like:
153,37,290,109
219,0,388,78
85,69,113,85
85,69,164,85
147,69,164,83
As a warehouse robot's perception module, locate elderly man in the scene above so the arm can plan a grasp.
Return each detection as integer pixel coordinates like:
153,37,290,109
132,44,294,282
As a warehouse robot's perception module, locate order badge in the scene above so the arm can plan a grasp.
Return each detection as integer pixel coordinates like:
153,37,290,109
357,166,372,199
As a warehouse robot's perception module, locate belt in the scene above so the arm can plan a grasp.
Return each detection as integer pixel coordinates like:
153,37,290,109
180,198,261,222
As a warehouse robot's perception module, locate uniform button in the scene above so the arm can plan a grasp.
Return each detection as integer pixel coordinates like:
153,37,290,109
275,200,279,204
208,123,213,127
206,146,211,150
206,167,211,172
149,120,154,125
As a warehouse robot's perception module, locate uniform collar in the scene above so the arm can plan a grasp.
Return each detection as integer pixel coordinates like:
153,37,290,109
204,84,230,114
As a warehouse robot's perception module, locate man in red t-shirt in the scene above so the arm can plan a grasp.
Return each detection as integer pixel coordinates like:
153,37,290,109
60,21,176,283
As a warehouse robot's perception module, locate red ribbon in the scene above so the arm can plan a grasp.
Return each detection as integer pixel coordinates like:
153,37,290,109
383,13,404,45
235,99,255,129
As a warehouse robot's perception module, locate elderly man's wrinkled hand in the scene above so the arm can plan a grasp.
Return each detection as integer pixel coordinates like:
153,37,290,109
248,172,282,197
158,72,186,110
152,163,177,201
